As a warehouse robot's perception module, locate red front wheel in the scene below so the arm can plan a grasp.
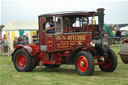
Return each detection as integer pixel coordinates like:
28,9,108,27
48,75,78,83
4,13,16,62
75,51,94,76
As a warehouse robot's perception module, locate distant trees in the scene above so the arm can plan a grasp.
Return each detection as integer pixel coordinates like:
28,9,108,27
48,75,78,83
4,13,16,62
0,25,5,33
0,25,5,29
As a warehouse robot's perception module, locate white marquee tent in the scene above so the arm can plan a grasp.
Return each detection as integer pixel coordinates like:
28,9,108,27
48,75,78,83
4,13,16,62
2,21,38,50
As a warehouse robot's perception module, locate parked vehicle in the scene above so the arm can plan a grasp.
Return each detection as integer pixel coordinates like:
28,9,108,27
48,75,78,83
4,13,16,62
119,38,128,64
12,8,118,76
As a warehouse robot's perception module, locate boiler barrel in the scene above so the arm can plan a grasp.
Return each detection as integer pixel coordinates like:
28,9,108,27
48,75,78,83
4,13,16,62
120,43,128,64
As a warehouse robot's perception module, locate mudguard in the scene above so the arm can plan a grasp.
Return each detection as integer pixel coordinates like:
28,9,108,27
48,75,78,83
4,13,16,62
12,44,40,61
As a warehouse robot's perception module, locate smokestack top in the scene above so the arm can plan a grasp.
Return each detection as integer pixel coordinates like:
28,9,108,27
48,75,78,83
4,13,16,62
97,8,105,12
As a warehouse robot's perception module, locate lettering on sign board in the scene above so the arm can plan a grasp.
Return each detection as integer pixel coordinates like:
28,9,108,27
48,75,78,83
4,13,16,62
55,34,87,50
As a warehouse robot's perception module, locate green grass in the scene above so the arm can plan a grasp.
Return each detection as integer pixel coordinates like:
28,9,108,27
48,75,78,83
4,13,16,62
0,47,128,85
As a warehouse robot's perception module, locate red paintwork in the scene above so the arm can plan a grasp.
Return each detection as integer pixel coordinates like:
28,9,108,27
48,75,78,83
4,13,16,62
77,56,88,72
47,35,54,52
24,44,40,56
16,54,27,68
44,61,54,64
13,44,40,57
95,62,105,65
39,17,46,46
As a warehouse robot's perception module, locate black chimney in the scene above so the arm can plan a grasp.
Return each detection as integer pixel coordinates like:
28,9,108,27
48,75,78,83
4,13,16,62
97,8,105,32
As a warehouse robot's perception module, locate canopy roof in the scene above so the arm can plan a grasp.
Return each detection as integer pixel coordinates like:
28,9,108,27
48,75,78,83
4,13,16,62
39,11,98,17
120,26,128,31
3,21,38,31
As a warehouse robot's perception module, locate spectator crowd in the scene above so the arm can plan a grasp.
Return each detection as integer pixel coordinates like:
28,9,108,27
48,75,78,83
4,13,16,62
0,34,9,52
0,32,38,53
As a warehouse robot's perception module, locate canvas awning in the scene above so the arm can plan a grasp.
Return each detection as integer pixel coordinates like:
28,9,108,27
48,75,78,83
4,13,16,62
2,21,38,31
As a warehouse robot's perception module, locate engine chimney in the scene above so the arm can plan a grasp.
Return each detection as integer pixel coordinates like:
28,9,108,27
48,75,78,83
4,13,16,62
97,8,105,32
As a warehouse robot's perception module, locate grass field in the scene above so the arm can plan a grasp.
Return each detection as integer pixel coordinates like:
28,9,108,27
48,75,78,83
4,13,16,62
0,47,128,85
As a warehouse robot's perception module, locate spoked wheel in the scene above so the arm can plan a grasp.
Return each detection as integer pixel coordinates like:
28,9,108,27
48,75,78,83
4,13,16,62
99,49,117,72
13,49,36,72
44,64,60,68
75,51,94,76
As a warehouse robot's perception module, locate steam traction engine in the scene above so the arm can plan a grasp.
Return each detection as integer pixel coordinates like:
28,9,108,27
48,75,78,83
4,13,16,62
12,8,117,75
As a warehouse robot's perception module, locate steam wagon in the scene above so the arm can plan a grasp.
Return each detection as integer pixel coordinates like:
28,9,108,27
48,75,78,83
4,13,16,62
12,8,118,75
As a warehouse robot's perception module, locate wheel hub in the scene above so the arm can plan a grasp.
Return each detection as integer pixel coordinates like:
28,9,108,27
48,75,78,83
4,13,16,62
80,60,86,67
17,54,27,68
77,56,88,72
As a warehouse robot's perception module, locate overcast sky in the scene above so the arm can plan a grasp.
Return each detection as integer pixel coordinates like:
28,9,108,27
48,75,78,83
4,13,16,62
1,0,128,25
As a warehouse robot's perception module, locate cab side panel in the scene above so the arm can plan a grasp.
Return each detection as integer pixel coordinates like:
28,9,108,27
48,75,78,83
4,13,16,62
39,17,47,52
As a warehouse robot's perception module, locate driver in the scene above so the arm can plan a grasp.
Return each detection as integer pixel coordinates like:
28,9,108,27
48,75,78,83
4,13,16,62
45,17,55,34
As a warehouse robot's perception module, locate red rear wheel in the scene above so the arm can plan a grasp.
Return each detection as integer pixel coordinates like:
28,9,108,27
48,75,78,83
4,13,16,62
13,49,36,72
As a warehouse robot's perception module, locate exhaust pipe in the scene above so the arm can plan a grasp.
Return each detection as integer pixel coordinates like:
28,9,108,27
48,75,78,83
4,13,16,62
97,8,105,36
